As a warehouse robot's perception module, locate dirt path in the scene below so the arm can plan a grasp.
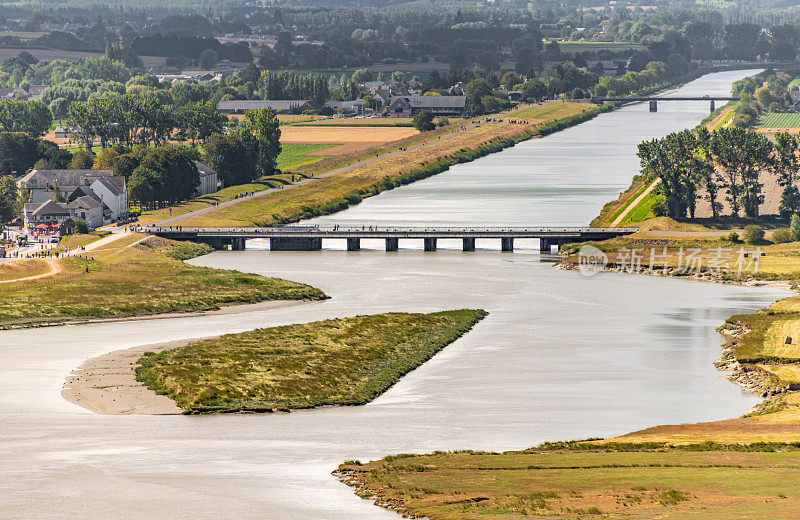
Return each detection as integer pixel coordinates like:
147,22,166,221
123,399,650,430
0,231,131,284
610,178,661,227
0,258,61,285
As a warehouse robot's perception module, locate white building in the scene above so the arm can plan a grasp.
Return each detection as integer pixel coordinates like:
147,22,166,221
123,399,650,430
195,161,219,195
90,177,128,221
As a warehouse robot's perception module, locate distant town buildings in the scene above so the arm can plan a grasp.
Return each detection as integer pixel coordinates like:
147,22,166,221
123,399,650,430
388,96,467,117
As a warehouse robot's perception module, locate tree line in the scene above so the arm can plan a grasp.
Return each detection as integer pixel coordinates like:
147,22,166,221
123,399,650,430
124,108,281,209
66,93,224,149
638,127,800,220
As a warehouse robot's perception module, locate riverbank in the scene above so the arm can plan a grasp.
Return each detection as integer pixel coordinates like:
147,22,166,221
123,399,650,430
172,102,606,228
0,234,326,330
66,310,487,414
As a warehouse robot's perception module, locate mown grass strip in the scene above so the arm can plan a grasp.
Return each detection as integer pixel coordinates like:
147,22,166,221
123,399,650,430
136,309,487,413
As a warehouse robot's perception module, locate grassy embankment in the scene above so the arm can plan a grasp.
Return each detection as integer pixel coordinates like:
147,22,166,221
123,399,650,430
135,309,487,413
0,233,325,329
172,102,603,227
593,100,739,228
337,444,800,520
131,142,336,220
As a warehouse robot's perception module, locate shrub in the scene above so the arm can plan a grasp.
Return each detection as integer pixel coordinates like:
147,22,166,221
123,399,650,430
772,228,793,244
726,232,740,243
792,214,800,240
73,219,89,234
743,225,765,244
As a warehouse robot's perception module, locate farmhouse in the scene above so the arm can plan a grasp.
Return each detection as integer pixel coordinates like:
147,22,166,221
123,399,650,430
388,96,467,117
217,100,317,114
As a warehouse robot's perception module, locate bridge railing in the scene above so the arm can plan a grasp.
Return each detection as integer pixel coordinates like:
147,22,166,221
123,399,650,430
147,225,639,234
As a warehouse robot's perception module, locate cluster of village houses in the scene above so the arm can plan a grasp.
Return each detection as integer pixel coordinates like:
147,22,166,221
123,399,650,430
16,162,217,235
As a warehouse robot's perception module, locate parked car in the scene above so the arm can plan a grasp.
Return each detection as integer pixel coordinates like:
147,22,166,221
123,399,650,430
50,236,60,244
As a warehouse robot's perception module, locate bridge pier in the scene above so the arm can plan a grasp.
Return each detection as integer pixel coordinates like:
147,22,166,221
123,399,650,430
270,237,322,251
710,99,715,112
540,238,551,253
462,238,475,251
385,238,399,251
501,237,514,252
649,100,657,112
231,237,246,251
423,238,437,252
347,238,361,251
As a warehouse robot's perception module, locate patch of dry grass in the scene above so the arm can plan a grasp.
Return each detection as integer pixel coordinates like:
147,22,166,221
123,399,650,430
0,234,326,329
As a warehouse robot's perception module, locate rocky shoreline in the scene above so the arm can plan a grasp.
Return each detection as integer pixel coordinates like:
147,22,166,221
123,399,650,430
554,258,792,290
332,468,430,520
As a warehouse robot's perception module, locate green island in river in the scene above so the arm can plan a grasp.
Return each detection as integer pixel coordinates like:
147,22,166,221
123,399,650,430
135,310,487,413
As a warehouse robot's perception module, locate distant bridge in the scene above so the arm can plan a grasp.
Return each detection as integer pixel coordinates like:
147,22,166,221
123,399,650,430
593,96,739,112
149,226,638,253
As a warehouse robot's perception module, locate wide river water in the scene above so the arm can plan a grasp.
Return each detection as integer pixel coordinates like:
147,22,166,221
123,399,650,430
0,70,790,519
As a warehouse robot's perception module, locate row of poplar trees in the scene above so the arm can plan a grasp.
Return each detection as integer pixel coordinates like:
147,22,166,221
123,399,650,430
638,127,800,219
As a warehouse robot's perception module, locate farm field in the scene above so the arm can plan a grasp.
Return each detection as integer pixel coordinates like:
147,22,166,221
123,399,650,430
276,143,336,169
294,117,415,127
279,124,419,155
756,112,800,130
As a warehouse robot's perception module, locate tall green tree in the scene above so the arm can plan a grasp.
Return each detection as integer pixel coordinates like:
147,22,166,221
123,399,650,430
0,175,20,225
772,132,800,217
694,127,721,219
243,108,281,177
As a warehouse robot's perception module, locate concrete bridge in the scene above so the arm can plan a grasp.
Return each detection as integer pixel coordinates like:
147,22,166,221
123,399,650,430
148,226,638,252
593,96,739,113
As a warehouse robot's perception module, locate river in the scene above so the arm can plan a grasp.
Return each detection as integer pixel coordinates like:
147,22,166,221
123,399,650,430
0,70,788,519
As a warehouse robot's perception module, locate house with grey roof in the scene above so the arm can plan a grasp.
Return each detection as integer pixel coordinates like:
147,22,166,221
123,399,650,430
217,100,317,114
194,161,219,195
66,195,104,229
17,169,128,224
22,201,71,232
388,96,467,117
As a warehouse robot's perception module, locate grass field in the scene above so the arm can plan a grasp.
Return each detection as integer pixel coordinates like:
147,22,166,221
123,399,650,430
757,113,800,129
276,143,336,170
337,446,800,520
136,309,486,413
0,259,51,282
512,101,593,121
0,234,325,329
